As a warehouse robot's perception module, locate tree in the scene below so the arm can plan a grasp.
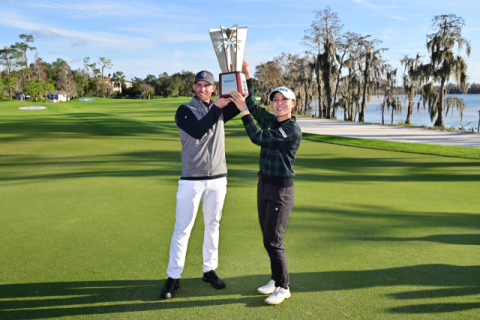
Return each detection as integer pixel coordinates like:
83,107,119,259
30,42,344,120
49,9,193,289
0,77,4,97
3,76,17,100
112,71,126,93
331,32,362,118
145,74,157,86
89,62,101,96
14,34,36,66
42,81,55,98
138,83,155,99
11,34,36,81
358,37,387,122
167,75,183,98
24,80,43,101
303,6,343,118
379,66,402,124
32,53,47,82
254,61,282,105
57,61,77,100
179,70,195,96
0,47,22,75
400,54,422,124
421,14,470,127
98,57,113,97
72,68,89,97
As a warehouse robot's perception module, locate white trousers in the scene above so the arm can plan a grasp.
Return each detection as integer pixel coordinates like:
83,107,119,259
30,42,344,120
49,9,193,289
166,177,227,279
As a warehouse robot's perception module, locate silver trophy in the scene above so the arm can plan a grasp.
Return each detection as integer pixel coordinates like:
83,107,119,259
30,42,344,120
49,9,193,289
209,25,248,97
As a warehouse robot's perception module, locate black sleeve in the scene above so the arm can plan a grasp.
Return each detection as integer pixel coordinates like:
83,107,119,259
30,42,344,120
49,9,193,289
222,101,240,123
175,105,223,139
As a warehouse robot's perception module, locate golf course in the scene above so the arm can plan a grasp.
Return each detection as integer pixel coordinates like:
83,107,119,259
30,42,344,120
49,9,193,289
1,97,479,319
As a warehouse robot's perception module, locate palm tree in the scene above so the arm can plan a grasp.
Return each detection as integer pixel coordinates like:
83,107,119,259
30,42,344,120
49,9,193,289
421,14,470,128
112,71,126,93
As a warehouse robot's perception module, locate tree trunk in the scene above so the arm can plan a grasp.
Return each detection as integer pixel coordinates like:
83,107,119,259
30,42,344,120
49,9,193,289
391,107,394,124
405,94,414,125
315,60,323,119
477,110,480,133
382,105,385,125
434,78,446,127
359,55,370,123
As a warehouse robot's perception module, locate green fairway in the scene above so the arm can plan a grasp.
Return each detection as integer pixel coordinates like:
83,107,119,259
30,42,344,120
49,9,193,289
1,98,479,319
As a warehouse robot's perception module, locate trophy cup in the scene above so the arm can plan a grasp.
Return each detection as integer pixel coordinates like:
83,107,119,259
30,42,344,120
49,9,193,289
209,25,248,98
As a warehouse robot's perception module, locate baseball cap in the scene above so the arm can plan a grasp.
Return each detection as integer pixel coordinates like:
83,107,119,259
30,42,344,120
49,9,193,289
269,86,296,101
194,70,215,85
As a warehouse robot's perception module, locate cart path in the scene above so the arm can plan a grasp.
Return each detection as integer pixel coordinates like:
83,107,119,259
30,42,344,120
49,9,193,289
297,118,480,148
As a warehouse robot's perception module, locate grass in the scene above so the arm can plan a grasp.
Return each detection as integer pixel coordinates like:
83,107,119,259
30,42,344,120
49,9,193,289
302,133,480,160
1,98,480,319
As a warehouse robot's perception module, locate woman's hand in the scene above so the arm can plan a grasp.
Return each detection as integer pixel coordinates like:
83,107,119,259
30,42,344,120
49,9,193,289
242,61,251,79
230,91,249,111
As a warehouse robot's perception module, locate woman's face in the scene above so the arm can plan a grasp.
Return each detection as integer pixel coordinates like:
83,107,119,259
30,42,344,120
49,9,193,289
272,92,296,120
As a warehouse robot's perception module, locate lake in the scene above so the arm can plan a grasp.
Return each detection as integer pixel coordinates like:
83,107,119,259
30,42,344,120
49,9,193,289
308,94,480,130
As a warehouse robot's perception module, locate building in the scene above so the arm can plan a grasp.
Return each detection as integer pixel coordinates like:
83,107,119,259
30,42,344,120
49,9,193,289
101,74,133,94
47,91,69,103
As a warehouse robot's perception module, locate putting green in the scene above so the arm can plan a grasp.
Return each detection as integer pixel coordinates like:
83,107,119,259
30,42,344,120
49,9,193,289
0,98,479,319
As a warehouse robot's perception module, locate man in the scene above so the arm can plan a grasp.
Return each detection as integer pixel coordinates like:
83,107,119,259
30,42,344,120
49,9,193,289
160,70,239,299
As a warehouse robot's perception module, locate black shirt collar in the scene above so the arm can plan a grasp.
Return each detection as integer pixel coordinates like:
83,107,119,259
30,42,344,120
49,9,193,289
194,96,212,109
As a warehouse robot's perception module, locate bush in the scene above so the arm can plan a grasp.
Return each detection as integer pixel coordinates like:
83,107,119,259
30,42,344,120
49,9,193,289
0,97,11,102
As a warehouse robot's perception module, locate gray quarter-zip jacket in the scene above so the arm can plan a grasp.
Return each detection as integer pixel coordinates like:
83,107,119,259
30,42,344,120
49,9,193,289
175,96,239,180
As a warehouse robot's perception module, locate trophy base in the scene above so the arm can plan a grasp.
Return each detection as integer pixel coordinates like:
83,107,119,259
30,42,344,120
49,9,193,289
219,72,248,98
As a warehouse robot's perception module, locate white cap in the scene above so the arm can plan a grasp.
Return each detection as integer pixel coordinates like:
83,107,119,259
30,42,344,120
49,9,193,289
269,86,296,101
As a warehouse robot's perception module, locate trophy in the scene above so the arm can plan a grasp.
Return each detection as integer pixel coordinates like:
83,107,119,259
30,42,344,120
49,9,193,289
209,25,248,98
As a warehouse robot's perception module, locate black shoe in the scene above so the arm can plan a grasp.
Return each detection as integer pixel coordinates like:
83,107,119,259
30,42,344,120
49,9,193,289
160,278,180,299
202,270,226,289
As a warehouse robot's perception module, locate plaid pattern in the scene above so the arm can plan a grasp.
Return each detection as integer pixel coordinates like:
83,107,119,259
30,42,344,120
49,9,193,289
243,86,302,177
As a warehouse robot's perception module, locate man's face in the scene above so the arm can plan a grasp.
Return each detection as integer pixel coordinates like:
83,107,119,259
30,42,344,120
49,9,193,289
193,81,216,102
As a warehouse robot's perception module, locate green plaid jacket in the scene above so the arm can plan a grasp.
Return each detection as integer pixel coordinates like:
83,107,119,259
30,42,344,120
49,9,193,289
241,82,302,177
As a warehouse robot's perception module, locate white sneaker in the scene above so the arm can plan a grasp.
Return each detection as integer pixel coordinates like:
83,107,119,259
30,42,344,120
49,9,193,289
265,286,291,305
257,279,276,295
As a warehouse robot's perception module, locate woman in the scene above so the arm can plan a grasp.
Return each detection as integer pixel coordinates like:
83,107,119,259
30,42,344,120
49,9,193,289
230,61,302,305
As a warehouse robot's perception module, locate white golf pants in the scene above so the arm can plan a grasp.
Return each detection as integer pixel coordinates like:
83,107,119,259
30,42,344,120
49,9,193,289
166,177,227,279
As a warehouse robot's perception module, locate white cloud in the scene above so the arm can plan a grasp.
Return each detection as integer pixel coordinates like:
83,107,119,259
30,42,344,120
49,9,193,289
72,40,87,47
0,13,153,48
353,0,407,21
115,26,209,43
464,27,480,32
19,0,207,21
32,27,60,38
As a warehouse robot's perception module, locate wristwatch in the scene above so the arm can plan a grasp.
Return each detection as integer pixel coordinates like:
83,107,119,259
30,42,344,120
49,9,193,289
241,107,248,113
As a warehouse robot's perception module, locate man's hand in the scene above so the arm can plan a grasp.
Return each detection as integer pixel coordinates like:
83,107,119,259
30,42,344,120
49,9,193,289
213,97,232,109
242,61,251,80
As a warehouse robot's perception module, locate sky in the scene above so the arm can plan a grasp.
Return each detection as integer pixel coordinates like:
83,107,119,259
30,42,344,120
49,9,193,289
1,0,479,83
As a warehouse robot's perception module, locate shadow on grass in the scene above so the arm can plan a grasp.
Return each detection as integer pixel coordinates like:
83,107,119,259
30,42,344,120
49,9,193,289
0,150,183,183
0,265,479,319
0,113,178,142
358,234,480,245
294,204,480,233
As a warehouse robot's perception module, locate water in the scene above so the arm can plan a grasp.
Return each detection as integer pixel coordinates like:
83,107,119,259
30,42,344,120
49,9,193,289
308,94,480,130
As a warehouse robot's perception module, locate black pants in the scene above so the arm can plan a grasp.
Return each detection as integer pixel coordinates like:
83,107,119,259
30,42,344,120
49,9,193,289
257,177,295,289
